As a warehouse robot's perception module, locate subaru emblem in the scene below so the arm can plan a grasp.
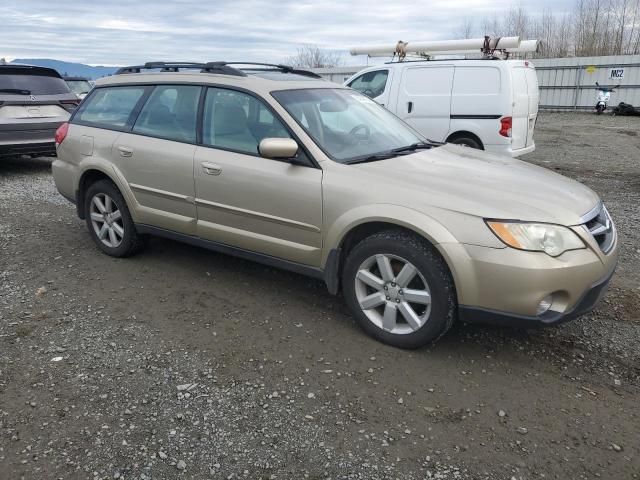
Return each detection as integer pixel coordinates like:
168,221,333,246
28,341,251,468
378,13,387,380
30,95,36,101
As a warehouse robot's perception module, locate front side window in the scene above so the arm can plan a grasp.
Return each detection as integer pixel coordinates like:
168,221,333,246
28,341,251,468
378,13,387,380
133,85,200,143
272,88,423,163
202,88,291,155
76,86,146,128
348,70,389,99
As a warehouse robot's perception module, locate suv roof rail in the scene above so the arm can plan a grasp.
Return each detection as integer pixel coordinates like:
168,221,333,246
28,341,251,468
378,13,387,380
114,61,321,79
213,62,323,79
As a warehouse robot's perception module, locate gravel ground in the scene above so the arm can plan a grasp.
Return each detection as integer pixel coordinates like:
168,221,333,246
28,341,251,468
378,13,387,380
1,112,638,480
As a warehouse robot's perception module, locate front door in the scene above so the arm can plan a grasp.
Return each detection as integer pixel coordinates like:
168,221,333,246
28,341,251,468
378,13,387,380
193,87,323,266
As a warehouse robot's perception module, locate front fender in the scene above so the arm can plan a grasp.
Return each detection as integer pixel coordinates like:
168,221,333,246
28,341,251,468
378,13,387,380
323,203,459,265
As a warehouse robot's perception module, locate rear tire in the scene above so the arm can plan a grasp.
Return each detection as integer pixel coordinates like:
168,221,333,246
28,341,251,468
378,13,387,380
449,136,482,149
342,230,456,349
84,180,144,257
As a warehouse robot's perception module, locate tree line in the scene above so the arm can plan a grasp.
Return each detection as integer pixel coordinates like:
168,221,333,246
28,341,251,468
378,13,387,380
455,0,640,57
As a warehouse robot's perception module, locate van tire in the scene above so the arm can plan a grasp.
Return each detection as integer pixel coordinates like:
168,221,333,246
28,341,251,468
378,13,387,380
449,135,482,149
342,230,456,349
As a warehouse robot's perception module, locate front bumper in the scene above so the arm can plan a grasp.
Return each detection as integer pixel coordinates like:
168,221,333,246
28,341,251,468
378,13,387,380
438,226,618,328
458,264,615,328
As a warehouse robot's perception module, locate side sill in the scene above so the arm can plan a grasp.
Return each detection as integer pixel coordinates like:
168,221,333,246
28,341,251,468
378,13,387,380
135,224,325,282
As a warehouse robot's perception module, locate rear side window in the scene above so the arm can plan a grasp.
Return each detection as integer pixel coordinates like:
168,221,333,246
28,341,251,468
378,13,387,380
348,70,388,98
133,85,201,143
202,88,291,155
76,86,146,128
0,70,70,95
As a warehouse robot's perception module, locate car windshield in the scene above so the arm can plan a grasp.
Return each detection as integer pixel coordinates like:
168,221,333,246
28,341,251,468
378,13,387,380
272,88,426,163
66,80,92,95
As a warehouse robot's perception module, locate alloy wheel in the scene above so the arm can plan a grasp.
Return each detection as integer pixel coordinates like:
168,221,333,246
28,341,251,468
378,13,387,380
89,193,124,248
354,254,432,335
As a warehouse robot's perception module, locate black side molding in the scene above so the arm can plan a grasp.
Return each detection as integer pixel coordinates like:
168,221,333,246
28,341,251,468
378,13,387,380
135,224,325,281
450,114,502,120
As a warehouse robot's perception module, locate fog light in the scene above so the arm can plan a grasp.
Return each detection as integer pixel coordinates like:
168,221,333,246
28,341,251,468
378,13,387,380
536,295,553,316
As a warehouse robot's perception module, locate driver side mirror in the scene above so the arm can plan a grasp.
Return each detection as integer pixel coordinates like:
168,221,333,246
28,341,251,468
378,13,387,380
258,138,299,160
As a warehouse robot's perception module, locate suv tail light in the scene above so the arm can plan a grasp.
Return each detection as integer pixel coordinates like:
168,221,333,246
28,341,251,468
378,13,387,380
55,122,69,146
499,116,512,137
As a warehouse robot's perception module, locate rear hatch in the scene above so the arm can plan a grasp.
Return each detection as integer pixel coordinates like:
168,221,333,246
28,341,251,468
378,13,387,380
0,65,79,139
510,62,538,150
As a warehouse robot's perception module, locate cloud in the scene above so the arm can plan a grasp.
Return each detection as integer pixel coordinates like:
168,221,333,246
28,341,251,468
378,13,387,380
0,0,572,65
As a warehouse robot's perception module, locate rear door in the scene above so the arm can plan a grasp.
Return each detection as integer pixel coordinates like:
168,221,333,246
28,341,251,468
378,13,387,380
395,65,454,141
524,66,539,147
113,84,201,235
511,65,538,150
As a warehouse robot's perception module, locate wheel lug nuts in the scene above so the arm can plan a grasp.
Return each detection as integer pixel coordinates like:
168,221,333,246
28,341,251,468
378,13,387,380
399,290,403,295
386,296,390,300
384,286,388,290
395,299,400,303
391,283,396,287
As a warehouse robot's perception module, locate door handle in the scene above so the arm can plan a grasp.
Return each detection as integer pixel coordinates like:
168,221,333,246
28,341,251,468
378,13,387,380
118,146,133,157
202,162,222,176
407,101,413,114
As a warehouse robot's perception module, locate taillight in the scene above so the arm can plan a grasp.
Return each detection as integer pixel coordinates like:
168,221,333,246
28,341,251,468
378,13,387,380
499,116,512,138
55,122,69,146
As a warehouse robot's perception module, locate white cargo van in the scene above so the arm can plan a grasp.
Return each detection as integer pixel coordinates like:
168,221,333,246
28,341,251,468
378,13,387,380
345,59,539,157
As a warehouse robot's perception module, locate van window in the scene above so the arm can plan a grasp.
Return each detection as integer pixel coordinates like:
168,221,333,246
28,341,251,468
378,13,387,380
202,88,291,155
348,70,389,98
133,85,201,143
76,86,146,128
453,67,501,94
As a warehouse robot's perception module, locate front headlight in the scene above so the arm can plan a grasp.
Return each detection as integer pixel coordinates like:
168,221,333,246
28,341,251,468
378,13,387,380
486,221,585,257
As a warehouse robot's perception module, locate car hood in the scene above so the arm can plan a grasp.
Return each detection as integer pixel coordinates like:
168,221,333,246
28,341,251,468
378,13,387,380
353,144,599,226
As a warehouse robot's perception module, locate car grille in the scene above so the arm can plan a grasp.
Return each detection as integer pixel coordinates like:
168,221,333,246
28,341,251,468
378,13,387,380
582,203,615,254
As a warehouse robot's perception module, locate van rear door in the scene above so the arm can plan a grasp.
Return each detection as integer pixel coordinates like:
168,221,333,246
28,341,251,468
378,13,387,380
511,64,538,150
524,66,539,147
396,65,453,141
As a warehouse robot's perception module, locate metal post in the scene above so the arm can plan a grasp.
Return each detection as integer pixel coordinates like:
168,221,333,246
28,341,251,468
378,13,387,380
574,66,584,111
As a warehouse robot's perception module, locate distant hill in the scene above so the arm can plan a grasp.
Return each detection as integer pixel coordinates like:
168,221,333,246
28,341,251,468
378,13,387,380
10,59,120,79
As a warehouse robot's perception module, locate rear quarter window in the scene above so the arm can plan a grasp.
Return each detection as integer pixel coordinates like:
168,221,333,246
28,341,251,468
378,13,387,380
75,86,146,128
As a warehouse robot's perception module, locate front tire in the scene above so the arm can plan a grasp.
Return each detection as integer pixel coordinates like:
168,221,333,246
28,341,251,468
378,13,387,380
84,180,144,257
342,230,456,349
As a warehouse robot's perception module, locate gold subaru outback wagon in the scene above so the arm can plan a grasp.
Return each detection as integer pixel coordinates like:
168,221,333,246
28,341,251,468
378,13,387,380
52,61,618,348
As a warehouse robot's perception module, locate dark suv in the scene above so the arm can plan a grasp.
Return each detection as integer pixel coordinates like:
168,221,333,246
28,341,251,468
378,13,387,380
0,64,79,158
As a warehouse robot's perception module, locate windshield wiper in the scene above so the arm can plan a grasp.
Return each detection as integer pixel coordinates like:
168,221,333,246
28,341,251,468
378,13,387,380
0,88,32,95
392,141,434,153
345,152,399,165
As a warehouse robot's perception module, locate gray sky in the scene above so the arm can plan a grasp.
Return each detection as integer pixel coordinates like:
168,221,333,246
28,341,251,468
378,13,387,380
1,0,572,66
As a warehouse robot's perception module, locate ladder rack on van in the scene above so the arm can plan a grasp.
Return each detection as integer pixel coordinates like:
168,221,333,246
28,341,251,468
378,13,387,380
115,62,322,79
349,36,540,61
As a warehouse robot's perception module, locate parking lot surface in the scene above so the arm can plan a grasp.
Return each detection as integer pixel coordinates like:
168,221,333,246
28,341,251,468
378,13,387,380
1,113,639,479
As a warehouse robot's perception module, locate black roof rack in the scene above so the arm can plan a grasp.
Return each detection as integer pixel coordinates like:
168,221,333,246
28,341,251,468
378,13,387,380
114,61,321,79
215,62,322,79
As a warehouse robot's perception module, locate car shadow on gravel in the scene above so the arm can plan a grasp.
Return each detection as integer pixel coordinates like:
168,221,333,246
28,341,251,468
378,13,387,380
0,156,52,175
